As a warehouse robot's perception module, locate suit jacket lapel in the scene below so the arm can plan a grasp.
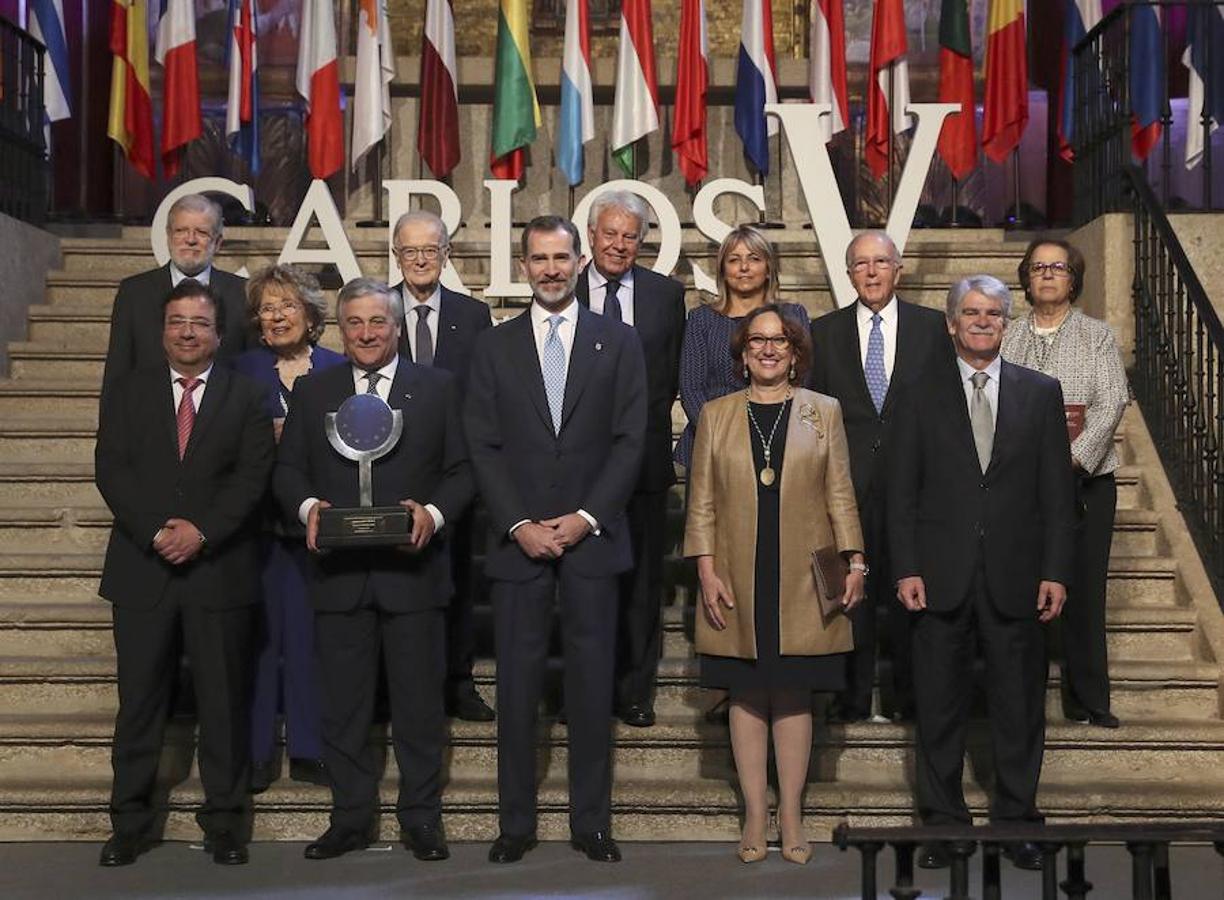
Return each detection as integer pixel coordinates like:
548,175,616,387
987,361,1020,474
940,364,980,465
182,366,228,460
575,269,591,308
882,300,915,416
835,306,876,413
508,312,554,433
434,289,458,370
560,307,599,431
388,355,418,412
157,374,179,461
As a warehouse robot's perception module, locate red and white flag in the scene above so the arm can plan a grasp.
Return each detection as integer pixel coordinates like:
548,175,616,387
154,0,201,178
296,0,344,179
353,0,395,168
672,0,708,186
419,0,460,178
809,0,848,143
865,0,912,179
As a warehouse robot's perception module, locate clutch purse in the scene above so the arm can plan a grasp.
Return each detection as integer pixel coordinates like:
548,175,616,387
810,545,848,617
1065,403,1086,442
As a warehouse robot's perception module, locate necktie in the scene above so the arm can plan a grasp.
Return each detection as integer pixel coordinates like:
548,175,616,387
414,305,434,366
364,371,383,395
864,313,888,414
970,371,994,473
176,377,201,459
542,314,567,435
603,279,623,323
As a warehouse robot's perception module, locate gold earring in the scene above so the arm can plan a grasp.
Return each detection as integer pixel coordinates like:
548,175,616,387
743,363,750,380
788,361,797,382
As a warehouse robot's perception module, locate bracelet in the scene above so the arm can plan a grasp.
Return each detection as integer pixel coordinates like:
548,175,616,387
849,561,869,575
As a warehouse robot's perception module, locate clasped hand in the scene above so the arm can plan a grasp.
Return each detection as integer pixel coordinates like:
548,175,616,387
152,518,204,566
513,513,592,560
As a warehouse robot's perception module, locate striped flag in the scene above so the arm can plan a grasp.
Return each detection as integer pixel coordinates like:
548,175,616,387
490,0,540,180
108,0,155,180
352,0,395,168
1057,0,1101,162
29,0,71,122
735,0,778,175
865,0,911,180
1129,4,1163,162
155,0,202,178
556,0,594,186
982,0,1028,163
296,0,344,179
225,0,259,173
937,0,977,180
808,0,848,143
1184,3,1224,170
419,0,460,178
672,0,708,186
611,0,659,177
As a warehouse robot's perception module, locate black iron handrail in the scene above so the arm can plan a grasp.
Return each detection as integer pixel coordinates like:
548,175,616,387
0,17,46,225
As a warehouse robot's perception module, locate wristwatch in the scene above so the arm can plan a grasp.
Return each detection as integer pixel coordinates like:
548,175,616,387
849,560,870,576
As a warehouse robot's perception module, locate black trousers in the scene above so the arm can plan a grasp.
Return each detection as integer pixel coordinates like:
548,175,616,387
445,508,479,690
1058,473,1116,714
315,584,445,835
615,489,669,708
493,563,618,836
911,561,1047,825
109,593,252,837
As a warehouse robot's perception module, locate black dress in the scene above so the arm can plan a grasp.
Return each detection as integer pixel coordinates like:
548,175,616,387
700,399,848,693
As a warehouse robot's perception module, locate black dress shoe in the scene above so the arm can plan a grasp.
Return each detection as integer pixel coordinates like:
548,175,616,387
289,757,330,786
99,832,152,867
304,826,370,860
1087,710,1120,729
488,832,538,863
570,830,621,862
250,759,279,794
916,842,952,869
402,822,449,861
1003,841,1044,871
447,682,496,722
204,831,249,865
618,704,656,728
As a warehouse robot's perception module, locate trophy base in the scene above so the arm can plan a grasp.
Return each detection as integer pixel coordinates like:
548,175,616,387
317,505,412,548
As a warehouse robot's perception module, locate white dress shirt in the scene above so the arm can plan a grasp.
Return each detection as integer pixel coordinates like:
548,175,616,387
169,364,212,412
856,295,898,379
402,284,441,361
956,354,1002,431
170,262,212,286
587,266,635,327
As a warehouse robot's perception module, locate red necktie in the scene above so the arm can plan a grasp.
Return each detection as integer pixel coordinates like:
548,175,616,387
176,377,201,459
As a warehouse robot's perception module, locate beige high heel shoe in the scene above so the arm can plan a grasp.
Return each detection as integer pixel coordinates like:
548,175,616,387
779,816,811,865
737,813,769,863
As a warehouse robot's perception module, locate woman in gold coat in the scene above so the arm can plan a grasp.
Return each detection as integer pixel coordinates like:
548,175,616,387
684,305,866,865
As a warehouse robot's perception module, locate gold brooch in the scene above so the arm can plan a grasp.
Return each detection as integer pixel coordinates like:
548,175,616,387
799,402,823,437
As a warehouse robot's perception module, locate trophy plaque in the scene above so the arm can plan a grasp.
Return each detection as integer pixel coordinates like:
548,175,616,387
317,393,409,547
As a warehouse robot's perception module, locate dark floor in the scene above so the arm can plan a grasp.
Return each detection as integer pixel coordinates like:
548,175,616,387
1,841,1219,899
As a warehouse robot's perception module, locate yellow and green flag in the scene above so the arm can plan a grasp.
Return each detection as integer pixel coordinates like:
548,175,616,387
490,0,541,179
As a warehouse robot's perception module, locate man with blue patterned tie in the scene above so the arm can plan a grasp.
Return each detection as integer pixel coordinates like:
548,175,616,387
809,231,953,723
464,216,647,865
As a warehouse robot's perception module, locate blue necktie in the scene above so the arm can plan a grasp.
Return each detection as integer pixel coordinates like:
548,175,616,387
864,313,888,414
542,314,566,435
603,279,623,322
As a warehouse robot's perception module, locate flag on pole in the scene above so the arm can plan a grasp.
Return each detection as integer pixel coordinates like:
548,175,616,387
490,0,540,180
155,0,201,178
296,0,344,179
673,0,708,186
937,0,977,180
1184,3,1224,170
419,0,460,178
352,0,394,168
29,0,71,122
1129,4,1163,162
225,0,260,173
611,0,659,177
982,0,1028,164
556,0,594,186
108,0,155,180
865,0,911,180
808,0,848,143
735,0,778,175
1057,0,1101,162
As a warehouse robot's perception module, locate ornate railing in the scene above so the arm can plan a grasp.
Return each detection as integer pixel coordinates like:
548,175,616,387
0,18,47,226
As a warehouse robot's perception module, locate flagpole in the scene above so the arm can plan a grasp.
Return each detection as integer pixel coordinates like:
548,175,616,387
356,143,387,228
1009,146,1025,228
950,178,960,228
886,64,895,218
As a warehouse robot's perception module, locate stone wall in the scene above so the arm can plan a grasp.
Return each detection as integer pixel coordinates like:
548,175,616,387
0,215,61,376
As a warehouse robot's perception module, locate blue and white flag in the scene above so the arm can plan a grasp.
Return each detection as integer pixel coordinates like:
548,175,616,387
225,0,260,173
734,0,778,175
556,0,594,186
1184,3,1224,170
29,0,71,122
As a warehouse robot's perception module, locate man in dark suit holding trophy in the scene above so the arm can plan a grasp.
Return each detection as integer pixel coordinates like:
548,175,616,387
274,277,473,862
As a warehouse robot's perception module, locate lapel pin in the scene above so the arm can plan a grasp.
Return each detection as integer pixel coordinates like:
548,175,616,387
595,341,603,351
404,392,413,401
449,324,457,331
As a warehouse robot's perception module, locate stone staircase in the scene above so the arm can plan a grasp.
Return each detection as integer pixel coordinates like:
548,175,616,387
1,228,1222,842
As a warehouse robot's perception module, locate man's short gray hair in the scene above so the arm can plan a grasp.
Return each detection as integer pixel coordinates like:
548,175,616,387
844,229,901,269
167,193,223,238
587,190,650,241
391,210,450,249
337,277,403,327
945,274,1013,321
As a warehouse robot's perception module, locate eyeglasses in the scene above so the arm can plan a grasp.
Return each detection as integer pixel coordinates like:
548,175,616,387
850,257,897,272
1026,261,1073,277
170,226,215,242
746,334,791,351
257,301,303,319
165,316,215,332
395,245,442,262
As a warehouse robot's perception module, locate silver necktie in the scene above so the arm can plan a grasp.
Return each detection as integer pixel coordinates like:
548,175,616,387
970,370,993,473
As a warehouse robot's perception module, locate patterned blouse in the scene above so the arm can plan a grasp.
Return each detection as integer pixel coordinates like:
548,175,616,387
674,301,810,468
1001,306,1131,476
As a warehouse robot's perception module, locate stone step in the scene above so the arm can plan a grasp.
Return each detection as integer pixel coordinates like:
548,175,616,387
7,345,105,385
0,551,103,599
0,507,111,554
0,381,101,421
0,416,96,461
0,462,102,507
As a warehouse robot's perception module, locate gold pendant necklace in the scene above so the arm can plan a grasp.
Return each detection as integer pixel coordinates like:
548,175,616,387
746,389,791,487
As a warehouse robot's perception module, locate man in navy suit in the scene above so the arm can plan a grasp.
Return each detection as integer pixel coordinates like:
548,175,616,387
275,278,473,862
465,216,647,864
888,275,1076,872
575,191,686,728
393,210,495,721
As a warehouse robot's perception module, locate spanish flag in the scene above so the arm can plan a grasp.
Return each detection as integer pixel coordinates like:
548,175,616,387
107,0,154,180
490,0,541,180
981,0,1028,164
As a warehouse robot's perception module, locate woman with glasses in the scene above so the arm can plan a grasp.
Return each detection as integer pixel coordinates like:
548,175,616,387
1002,239,1130,729
684,305,865,864
233,265,346,790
